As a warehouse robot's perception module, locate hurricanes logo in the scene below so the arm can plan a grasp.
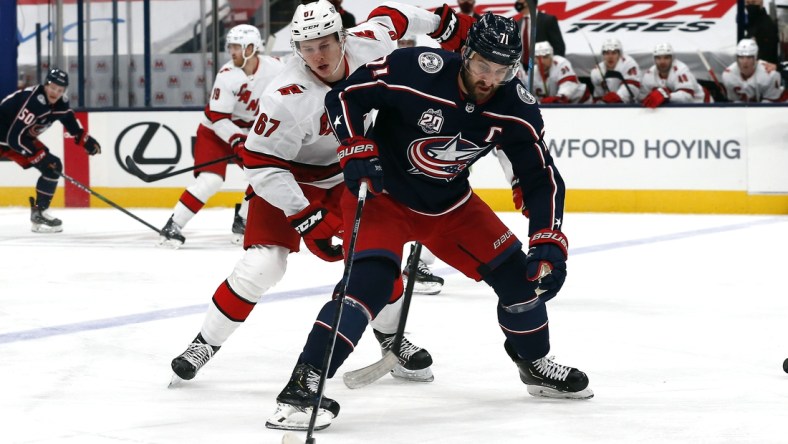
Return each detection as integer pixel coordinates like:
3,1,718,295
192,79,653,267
406,134,487,181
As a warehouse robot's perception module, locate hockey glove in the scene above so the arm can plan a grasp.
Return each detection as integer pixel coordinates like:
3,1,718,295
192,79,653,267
229,133,246,157
75,130,101,155
526,229,568,301
643,87,670,108
337,136,384,197
288,203,344,262
428,4,475,53
540,96,569,104
601,92,623,104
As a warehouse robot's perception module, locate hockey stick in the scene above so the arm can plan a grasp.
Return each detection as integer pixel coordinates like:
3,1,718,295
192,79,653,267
283,182,369,444
603,69,636,103
341,242,423,389
57,171,162,235
124,154,237,183
697,49,727,98
525,0,538,91
579,31,610,95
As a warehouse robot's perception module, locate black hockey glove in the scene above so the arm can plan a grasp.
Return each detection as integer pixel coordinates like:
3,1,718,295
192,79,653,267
526,229,568,301
287,202,344,263
76,131,101,155
428,4,475,53
337,136,384,197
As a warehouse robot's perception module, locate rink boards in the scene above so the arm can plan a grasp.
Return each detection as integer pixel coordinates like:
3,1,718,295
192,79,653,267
1,106,786,214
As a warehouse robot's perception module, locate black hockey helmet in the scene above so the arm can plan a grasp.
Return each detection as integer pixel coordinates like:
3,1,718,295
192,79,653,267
463,12,522,67
46,68,69,87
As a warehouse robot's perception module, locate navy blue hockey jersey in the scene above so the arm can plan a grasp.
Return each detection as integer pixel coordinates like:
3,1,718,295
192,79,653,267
325,47,565,235
0,85,83,155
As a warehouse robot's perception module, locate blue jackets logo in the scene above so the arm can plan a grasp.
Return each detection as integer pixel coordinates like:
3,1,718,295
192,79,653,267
407,133,486,181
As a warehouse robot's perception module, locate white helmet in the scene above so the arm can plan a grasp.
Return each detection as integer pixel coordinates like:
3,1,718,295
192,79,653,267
736,39,758,57
291,0,343,42
534,41,554,57
601,38,622,53
225,24,262,54
653,42,673,57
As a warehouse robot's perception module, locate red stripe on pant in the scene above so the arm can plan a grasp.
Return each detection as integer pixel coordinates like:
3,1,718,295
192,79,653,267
212,280,255,322
179,190,205,214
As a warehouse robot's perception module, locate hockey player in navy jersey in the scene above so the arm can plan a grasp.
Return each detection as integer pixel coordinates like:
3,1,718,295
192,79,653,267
268,12,593,431
0,69,101,232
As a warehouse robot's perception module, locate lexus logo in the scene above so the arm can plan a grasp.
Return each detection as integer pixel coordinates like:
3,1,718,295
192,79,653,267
115,122,182,176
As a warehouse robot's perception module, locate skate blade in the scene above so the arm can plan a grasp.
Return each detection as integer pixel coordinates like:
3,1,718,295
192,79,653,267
403,277,443,295
390,365,434,383
168,374,185,388
157,237,184,249
265,404,333,431
31,223,63,233
527,385,594,400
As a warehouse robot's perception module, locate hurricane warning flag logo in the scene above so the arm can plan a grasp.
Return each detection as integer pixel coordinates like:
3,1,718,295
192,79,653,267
407,134,487,181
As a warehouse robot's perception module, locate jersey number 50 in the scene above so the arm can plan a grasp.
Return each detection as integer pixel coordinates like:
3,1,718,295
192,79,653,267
253,113,281,137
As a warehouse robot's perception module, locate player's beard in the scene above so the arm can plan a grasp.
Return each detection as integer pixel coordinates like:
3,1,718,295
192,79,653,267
461,71,497,102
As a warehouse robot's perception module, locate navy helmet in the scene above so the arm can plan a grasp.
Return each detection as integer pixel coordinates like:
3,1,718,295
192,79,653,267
464,12,522,68
46,68,69,87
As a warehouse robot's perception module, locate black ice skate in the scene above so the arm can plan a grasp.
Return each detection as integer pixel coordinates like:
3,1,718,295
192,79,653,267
29,197,63,233
231,203,245,245
265,363,340,431
374,329,434,382
403,245,444,295
170,333,219,386
158,216,185,248
504,340,593,399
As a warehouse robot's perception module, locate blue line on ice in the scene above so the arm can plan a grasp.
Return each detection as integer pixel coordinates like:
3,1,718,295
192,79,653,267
0,217,781,344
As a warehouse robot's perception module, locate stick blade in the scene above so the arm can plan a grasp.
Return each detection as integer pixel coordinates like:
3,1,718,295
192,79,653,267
124,155,155,183
342,351,399,389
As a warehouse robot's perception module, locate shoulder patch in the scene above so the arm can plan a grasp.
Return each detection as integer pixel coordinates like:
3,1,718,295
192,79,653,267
516,83,536,104
37,94,46,105
418,52,443,74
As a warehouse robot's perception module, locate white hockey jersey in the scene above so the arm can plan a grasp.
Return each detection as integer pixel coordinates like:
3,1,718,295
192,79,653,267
590,55,642,102
200,55,285,143
641,59,709,103
521,55,589,103
721,62,787,102
243,2,441,216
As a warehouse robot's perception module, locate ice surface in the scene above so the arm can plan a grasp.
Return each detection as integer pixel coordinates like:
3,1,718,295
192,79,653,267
1,207,786,443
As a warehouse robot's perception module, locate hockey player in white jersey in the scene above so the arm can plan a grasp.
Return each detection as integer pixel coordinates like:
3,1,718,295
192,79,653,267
169,0,474,420
159,24,285,247
524,41,590,104
590,38,643,104
640,43,710,108
722,39,787,103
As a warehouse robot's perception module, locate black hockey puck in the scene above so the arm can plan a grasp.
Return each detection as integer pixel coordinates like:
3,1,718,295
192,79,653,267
784,358,788,373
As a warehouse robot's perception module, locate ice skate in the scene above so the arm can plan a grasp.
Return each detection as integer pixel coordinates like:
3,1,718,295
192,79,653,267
374,329,434,382
403,246,444,295
29,197,63,233
231,203,245,245
169,333,219,386
504,340,593,399
265,363,340,431
158,216,185,248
